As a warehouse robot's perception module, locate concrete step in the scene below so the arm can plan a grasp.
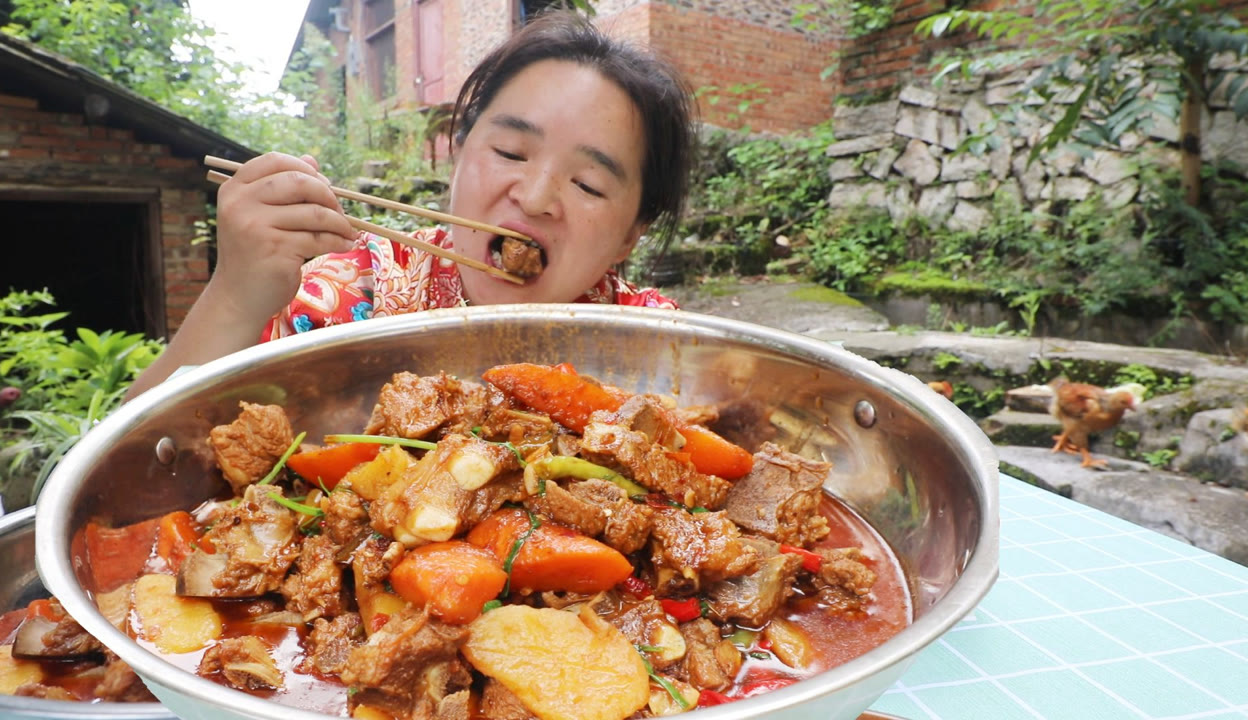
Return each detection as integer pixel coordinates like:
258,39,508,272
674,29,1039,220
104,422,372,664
998,446,1248,565
980,409,1059,448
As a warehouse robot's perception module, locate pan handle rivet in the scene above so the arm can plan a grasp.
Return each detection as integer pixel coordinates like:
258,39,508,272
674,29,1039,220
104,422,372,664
155,437,177,465
853,400,877,428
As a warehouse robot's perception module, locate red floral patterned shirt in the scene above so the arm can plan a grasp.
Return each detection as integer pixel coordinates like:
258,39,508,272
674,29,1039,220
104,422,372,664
262,228,678,341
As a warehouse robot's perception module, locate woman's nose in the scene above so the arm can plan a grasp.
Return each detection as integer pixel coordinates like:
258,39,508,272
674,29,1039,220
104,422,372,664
509,165,561,218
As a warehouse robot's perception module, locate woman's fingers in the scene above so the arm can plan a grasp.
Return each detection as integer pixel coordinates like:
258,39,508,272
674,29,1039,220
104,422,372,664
262,205,360,258
231,151,319,184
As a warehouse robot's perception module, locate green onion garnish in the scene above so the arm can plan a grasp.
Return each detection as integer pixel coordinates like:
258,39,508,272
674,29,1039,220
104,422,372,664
636,646,690,709
258,431,307,485
265,489,324,517
482,599,502,613
500,510,541,597
323,434,437,451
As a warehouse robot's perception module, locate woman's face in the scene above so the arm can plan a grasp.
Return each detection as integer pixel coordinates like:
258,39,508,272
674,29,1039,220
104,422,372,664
448,59,647,305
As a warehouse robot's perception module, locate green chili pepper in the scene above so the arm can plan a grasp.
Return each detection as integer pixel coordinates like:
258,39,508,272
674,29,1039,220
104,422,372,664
529,455,648,496
323,434,437,451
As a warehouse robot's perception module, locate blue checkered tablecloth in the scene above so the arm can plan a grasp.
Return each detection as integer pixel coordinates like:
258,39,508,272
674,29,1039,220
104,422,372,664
870,474,1248,719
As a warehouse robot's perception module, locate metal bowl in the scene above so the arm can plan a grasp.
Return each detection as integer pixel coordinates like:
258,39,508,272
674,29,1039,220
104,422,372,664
36,305,999,720
0,506,173,719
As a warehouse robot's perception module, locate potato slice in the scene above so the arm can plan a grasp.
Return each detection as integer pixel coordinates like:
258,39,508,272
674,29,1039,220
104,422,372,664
762,616,814,670
464,605,649,720
133,573,222,654
341,444,412,501
0,644,43,693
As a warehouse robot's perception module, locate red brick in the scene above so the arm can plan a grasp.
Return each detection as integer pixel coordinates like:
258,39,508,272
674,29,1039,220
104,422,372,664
0,147,49,159
0,94,38,110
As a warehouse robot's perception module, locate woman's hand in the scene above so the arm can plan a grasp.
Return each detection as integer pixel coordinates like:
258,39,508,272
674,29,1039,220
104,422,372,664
211,152,355,323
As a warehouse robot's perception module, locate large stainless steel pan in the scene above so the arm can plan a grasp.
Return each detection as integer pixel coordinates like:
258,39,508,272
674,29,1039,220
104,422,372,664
0,506,173,719
35,304,998,720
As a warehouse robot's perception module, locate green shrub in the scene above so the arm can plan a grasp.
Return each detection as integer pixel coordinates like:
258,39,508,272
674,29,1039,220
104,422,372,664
0,290,163,508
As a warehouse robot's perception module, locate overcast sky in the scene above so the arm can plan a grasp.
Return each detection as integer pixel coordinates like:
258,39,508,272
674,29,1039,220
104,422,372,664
188,0,310,96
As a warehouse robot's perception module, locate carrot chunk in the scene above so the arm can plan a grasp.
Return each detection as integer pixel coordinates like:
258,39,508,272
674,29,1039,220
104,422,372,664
286,442,383,488
388,541,508,625
482,363,622,434
466,508,633,594
483,362,755,479
155,511,201,572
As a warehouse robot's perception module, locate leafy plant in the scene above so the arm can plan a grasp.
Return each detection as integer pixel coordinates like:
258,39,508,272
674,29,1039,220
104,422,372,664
915,0,1248,206
795,0,898,40
0,291,163,508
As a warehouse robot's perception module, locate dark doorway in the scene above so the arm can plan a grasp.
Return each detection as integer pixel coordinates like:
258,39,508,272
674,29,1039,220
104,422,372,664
0,199,154,335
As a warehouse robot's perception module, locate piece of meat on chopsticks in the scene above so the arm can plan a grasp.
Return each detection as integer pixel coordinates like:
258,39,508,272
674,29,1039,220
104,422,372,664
496,237,544,278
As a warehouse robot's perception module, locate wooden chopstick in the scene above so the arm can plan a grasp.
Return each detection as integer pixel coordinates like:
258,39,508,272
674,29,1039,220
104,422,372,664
205,170,524,285
203,155,531,243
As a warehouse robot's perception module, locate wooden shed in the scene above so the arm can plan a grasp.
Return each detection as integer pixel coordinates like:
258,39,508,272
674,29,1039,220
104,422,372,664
0,33,253,339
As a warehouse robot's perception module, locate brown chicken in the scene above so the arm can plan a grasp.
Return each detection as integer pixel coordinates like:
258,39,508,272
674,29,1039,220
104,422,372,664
1048,378,1139,468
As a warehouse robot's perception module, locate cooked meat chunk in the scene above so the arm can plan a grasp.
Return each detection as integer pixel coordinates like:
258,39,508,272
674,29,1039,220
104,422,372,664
481,678,538,720
413,688,473,720
479,407,557,450
649,507,759,585
16,603,101,658
95,651,158,702
601,395,684,451
370,433,521,546
177,484,301,597
364,372,502,440
463,474,527,529
525,478,607,537
299,612,365,676
566,479,653,554
199,635,283,690
498,236,543,278
598,596,685,670
342,608,469,716
815,547,876,613
208,402,295,494
281,533,347,621
723,442,829,547
677,618,741,691
581,422,731,509
566,479,653,553
705,538,802,627
321,487,370,545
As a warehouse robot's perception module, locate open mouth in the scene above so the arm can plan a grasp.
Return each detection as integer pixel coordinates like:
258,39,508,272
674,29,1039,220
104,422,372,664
490,235,546,279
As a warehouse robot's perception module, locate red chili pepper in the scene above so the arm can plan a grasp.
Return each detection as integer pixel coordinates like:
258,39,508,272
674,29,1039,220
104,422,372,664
660,597,703,623
369,612,390,634
738,672,799,698
697,689,734,707
779,544,823,573
757,637,773,651
621,575,653,600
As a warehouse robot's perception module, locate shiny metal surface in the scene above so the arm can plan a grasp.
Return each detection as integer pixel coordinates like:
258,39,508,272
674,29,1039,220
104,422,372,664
37,304,999,720
0,507,173,719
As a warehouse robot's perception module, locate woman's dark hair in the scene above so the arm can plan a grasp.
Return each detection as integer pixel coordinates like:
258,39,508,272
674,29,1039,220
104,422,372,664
451,11,696,244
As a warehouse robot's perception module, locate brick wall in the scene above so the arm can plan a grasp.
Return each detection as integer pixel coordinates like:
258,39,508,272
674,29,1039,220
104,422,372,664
0,93,209,334
639,2,838,132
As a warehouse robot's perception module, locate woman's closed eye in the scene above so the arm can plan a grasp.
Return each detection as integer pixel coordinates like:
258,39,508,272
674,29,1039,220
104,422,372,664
575,180,605,198
493,147,525,161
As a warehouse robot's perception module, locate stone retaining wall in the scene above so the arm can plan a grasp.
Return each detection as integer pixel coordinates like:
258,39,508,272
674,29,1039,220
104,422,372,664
822,64,1248,231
